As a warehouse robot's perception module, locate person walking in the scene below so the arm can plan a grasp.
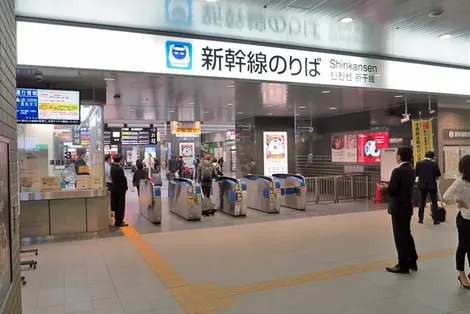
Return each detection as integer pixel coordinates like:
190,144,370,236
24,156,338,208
177,156,184,178
132,160,149,196
110,154,128,227
443,155,470,289
416,151,442,224
105,154,114,214
218,157,224,172
385,147,418,274
197,155,218,198
167,155,178,179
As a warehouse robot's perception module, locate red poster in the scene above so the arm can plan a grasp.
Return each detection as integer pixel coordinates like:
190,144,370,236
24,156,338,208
357,132,389,163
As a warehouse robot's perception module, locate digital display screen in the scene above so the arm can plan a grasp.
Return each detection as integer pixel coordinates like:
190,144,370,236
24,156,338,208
263,131,288,176
121,127,151,145
17,88,80,124
357,132,389,163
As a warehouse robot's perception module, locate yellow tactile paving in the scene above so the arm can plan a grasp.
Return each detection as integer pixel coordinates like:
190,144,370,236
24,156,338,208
119,222,456,313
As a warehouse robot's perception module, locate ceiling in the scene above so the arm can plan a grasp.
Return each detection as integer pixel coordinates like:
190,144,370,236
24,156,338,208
15,0,470,67
16,67,470,128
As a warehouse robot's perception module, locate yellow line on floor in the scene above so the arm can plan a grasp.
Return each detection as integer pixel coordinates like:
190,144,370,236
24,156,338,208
120,223,235,314
223,248,455,296
119,221,455,313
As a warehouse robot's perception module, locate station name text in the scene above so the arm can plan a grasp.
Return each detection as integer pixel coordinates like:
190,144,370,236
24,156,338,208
330,59,378,73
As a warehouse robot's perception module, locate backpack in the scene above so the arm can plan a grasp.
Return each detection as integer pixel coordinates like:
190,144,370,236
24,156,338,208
201,163,213,182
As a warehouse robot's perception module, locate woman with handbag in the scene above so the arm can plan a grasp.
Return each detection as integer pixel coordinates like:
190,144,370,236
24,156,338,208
443,155,470,289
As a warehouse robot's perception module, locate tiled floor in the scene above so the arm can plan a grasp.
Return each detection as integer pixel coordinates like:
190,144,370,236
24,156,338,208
21,203,470,314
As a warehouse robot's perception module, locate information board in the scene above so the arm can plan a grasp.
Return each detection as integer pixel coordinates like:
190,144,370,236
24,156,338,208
121,127,151,145
380,148,397,182
16,88,80,124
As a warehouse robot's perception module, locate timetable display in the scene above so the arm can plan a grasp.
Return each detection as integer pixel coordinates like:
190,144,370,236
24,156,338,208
121,127,151,145
17,88,80,124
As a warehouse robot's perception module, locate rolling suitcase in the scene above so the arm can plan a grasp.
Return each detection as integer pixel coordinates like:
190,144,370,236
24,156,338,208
201,196,216,216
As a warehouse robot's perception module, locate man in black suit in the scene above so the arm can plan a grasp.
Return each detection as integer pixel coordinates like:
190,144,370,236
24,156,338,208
415,151,441,225
110,154,128,227
386,147,418,274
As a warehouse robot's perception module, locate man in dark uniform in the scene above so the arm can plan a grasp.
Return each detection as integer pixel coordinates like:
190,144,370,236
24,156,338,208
386,147,418,274
415,151,442,224
110,154,128,227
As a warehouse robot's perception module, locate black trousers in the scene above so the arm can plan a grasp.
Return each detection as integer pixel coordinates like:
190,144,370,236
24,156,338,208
107,183,115,212
202,186,211,198
456,212,470,271
392,214,418,269
112,190,126,225
418,188,438,221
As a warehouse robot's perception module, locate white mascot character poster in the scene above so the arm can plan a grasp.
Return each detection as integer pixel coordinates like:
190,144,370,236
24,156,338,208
263,132,288,176
179,142,195,168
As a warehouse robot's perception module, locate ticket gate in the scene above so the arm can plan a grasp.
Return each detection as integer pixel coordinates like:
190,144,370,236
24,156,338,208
139,179,162,224
272,173,307,211
243,175,280,213
168,178,202,221
212,176,246,216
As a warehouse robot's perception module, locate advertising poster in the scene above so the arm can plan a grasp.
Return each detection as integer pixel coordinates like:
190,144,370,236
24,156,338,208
263,132,288,176
331,134,358,162
412,119,433,165
357,132,389,163
179,142,195,168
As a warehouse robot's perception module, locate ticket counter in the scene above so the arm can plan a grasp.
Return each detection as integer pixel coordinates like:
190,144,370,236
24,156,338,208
17,102,110,240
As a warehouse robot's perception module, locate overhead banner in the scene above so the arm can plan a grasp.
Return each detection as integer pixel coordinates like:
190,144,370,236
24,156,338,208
263,131,288,176
170,121,200,138
17,22,470,96
412,120,434,165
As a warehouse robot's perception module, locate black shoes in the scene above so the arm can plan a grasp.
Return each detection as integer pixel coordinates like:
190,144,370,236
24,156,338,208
418,219,423,224
458,276,470,289
409,262,418,271
386,265,410,274
433,221,441,225
115,222,129,227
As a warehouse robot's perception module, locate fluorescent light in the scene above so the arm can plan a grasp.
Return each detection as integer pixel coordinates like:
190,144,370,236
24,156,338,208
340,17,353,23
237,111,243,115
104,77,115,81
205,0,218,2
321,90,330,94
203,111,209,114
299,105,306,109
226,84,235,88
466,100,470,103
440,34,452,39
226,103,233,106
295,113,300,116
169,110,174,113
186,101,195,105
267,113,273,116
395,95,404,98
329,107,337,110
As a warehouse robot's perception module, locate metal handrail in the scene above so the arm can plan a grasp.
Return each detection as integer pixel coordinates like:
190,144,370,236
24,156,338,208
304,174,380,204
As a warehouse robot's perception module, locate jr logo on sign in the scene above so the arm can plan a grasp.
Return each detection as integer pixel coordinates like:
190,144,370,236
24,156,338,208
166,41,193,70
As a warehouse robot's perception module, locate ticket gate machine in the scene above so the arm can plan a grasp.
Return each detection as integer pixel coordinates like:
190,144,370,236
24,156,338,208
272,173,307,211
139,179,162,223
243,175,280,213
212,176,246,216
168,178,202,221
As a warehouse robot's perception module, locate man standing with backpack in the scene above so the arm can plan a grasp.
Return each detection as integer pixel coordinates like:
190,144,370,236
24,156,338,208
197,155,218,199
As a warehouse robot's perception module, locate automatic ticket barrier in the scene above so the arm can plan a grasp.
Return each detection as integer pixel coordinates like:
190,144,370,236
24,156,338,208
243,175,280,213
139,179,162,224
272,173,307,211
212,176,246,216
168,178,202,221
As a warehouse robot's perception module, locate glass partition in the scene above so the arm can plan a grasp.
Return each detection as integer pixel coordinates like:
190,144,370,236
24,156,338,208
18,104,104,192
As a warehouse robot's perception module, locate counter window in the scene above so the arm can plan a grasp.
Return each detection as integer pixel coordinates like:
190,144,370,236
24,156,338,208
18,104,104,192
